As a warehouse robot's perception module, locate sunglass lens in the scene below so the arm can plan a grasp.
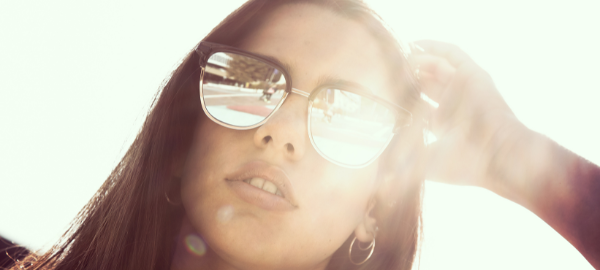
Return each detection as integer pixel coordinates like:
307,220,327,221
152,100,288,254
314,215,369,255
309,88,396,166
202,52,287,127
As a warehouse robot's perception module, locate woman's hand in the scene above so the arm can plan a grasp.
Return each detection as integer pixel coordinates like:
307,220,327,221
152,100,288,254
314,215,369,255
413,40,525,189
412,40,600,269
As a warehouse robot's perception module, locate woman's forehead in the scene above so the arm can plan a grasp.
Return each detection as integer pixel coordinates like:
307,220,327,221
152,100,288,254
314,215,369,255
237,3,398,99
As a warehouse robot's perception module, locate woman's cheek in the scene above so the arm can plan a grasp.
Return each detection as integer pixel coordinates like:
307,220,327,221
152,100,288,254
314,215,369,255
301,163,378,233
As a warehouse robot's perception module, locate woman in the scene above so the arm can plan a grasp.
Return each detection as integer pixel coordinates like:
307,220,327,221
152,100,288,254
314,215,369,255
10,0,600,269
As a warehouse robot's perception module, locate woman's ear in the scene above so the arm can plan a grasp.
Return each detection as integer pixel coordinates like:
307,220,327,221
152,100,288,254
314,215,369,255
171,153,186,179
354,199,378,243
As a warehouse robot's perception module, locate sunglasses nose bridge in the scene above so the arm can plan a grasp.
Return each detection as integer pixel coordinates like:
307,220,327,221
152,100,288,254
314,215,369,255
253,94,309,163
291,88,310,99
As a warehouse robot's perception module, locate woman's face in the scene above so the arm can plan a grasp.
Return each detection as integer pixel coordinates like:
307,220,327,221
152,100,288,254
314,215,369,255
180,4,401,270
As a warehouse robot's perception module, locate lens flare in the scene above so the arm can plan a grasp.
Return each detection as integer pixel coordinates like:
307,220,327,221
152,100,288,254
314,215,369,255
184,234,207,256
216,205,234,223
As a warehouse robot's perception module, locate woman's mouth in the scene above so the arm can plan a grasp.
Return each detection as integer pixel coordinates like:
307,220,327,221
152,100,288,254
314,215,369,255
242,177,284,197
225,161,298,211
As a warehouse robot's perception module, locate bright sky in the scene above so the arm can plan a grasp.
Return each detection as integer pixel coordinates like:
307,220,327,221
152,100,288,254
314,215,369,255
0,1,598,269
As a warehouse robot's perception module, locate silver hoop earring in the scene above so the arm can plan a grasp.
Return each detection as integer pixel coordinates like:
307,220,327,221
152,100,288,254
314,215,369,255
358,238,375,250
348,236,375,265
165,192,179,205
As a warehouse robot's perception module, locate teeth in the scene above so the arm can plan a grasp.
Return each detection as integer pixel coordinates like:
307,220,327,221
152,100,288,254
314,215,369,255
262,180,277,194
243,177,282,197
249,177,265,189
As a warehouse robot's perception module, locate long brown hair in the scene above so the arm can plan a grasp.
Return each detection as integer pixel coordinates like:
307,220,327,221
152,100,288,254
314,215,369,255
10,1,424,269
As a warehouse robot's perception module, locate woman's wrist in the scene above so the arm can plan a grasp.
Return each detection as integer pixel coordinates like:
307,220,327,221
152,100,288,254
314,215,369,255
485,123,600,268
483,121,554,206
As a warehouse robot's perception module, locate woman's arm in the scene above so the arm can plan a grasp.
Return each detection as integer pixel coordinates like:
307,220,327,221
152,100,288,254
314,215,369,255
490,122,600,269
413,40,600,269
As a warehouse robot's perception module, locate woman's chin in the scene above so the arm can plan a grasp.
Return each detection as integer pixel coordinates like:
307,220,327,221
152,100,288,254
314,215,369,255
180,216,333,270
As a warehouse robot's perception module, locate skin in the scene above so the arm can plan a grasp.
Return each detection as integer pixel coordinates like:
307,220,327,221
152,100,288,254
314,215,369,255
174,4,407,270
172,3,600,270
415,41,600,268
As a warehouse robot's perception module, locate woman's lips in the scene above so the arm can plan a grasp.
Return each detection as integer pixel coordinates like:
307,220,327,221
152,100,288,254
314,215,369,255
225,161,298,211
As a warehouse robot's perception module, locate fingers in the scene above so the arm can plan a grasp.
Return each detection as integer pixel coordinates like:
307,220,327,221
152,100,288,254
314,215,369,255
410,40,497,136
414,40,474,68
431,69,468,136
413,54,455,82
408,40,520,188
410,41,474,107
412,54,455,101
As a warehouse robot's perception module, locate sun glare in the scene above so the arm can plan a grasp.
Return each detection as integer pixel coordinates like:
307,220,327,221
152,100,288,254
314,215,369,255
0,0,597,269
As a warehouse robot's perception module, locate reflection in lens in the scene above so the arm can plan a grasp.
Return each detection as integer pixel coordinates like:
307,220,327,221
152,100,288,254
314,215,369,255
202,52,287,127
309,88,396,166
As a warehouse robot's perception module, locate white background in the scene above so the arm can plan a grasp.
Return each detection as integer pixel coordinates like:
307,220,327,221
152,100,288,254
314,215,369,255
0,1,598,269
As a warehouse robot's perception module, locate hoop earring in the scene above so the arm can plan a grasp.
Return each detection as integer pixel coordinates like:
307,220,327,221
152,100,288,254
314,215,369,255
358,238,375,250
165,192,179,206
165,177,182,206
348,236,375,265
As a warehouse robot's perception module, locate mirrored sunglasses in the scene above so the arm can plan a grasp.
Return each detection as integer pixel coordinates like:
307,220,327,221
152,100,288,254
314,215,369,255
195,42,412,168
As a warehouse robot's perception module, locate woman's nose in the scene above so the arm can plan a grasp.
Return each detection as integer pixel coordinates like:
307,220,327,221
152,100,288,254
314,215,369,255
253,94,308,162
